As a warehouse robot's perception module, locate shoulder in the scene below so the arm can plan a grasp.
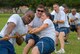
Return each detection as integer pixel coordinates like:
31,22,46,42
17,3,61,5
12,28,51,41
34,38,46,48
59,6,64,11
7,14,21,24
10,14,20,17
76,13,80,15
44,19,52,24
60,11,65,14
9,14,21,19
44,19,51,21
51,10,56,15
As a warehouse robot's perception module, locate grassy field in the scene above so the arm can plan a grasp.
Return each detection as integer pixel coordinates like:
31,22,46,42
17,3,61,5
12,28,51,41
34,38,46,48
0,14,80,54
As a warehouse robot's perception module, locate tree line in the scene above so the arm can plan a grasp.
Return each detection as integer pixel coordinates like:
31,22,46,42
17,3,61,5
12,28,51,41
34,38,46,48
0,0,80,13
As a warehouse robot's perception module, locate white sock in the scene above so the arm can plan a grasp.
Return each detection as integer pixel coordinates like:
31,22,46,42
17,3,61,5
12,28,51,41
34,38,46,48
61,48,64,51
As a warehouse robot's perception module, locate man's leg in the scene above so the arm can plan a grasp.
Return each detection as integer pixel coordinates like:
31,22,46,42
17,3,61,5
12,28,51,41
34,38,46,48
64,27,70,44
55,31,59,46
23,39,35,54
76,25,80,40
0,40,15,54
32,46,40,54
32,37,55,54
23,34,39,54
64,34,69,44
58,32,65,49
0,47,8,54
56,32,65,54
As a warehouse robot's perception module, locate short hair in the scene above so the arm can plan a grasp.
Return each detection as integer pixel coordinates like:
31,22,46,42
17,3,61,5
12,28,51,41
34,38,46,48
25,10,35,20
37,4,45,9
71,8,76,12
62,4,67,8
44,12,53,21
36,4,46,11
53,3,59,7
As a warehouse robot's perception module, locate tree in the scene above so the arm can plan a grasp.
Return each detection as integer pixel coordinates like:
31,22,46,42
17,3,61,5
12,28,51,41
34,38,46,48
0,0,80,13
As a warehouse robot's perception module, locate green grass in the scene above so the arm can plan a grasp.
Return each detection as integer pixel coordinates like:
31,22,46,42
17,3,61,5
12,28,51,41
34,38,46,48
0,14,80,54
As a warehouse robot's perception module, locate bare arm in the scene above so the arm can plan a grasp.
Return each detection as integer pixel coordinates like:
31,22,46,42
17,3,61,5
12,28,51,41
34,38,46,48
53,20,64,24
29,23,48,34
57,20,64,23
4,22,16,40
5,22,16,35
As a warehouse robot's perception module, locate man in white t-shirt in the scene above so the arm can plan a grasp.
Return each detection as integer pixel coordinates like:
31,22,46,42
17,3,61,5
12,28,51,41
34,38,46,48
53,4,69,54
69,8,80,40
23,4,47,54
0,10,34,54
59,4,67,11
63,6,70,44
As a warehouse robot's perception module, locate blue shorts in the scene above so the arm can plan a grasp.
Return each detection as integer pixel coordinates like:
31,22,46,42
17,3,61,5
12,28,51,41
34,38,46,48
76,23,80,26
54,23,58,30
56,27,70,34
0,36,15,54
25,34,39,44
70,25,77,32
36,37,55,54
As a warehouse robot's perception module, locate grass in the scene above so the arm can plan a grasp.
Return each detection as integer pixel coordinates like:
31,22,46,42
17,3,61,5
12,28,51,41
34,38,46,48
0,14,80,54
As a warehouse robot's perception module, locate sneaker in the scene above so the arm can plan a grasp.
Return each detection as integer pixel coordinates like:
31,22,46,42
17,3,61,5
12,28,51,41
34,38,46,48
78,37,80,40
54,49,57,53
56,44,58,46
65,40,70,44
56,49,65,54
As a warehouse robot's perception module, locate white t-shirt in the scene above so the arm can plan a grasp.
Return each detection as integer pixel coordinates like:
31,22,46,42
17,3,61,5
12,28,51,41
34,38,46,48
51,6,64,15
51,10,55,15
69,13,80,25
29,15,43,28
65,13,70,27
29,14,43,36
0,14,27,45
59,6,64,11
37,19,56,41
54,10,69,28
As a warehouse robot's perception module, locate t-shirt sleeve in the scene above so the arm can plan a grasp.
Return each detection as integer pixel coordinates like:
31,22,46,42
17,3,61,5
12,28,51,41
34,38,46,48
43,19,51,26
7,14,19,25
75,13,80,18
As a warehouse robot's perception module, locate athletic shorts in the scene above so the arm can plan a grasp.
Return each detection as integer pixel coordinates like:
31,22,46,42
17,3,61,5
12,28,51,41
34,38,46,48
70,25,77,32
76,23,80,26
56,27,70,35
0,36,15,54
36,37,55,54
54,23,58,30
25,34,39,44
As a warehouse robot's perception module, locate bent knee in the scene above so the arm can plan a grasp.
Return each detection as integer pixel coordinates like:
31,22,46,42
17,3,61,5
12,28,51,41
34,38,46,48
28,39,35,47
32,46,40,54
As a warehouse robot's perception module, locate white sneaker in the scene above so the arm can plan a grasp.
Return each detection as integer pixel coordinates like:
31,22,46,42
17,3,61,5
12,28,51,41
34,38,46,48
78,37,80,40
56,49,65,54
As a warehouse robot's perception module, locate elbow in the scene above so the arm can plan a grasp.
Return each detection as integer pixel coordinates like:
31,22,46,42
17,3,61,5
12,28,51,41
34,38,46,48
61,21,64,23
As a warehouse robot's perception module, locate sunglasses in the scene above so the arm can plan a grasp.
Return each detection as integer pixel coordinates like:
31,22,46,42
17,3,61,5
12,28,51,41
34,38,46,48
37,10,44,12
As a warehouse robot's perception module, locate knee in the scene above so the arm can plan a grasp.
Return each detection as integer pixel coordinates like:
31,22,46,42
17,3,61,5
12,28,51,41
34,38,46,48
55,31,59,36
32,46,40,54
27,39,35,47
60,32,65,36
